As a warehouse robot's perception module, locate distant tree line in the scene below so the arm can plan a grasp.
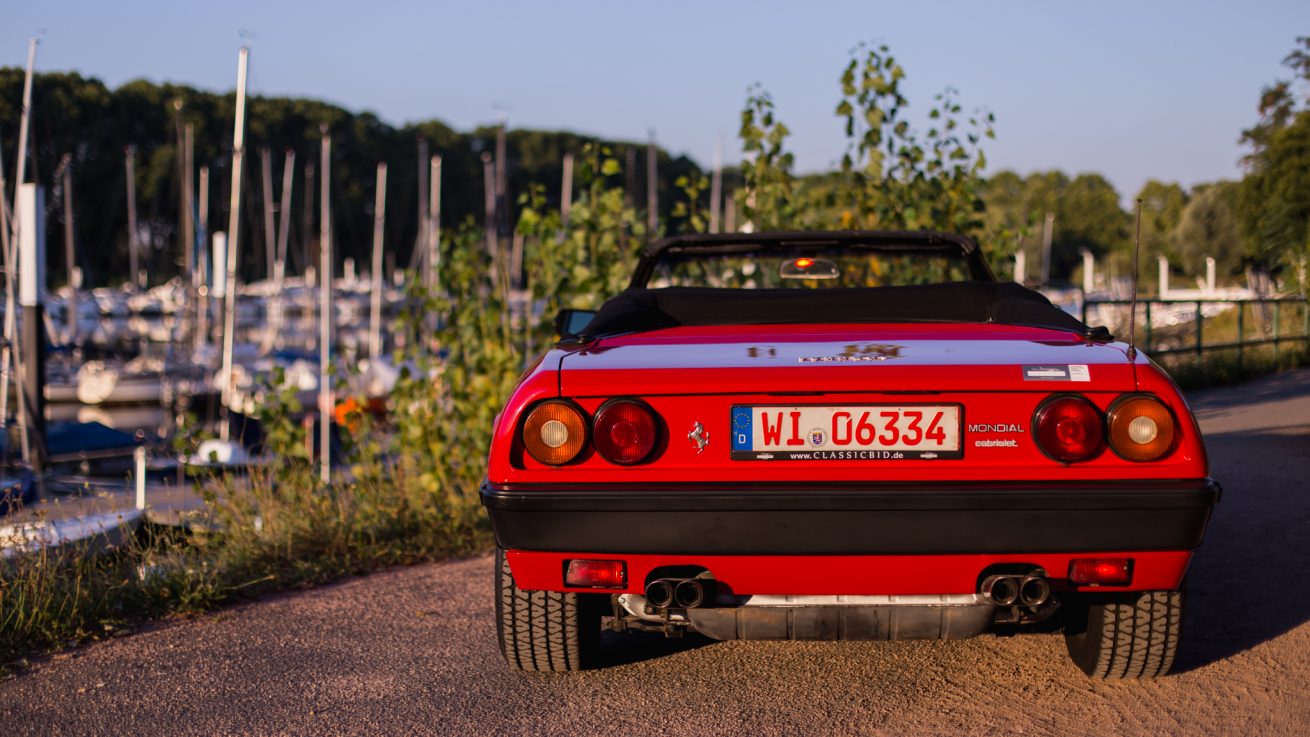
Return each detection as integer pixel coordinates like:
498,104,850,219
980,171,1242,287
978,37,1310,290
0,68,712,289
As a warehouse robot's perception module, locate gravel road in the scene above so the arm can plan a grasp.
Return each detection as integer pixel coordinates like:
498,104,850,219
4,369,1310,736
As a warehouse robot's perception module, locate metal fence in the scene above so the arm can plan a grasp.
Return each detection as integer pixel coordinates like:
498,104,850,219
1081,296,1310,368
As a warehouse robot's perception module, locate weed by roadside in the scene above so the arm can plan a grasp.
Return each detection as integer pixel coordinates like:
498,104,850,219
0,426,489,670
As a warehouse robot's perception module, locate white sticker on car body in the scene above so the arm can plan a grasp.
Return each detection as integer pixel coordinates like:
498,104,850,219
1022,364,1091,381
1023,365,1070,380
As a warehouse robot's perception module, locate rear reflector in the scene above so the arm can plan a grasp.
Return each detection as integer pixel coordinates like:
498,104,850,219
564,559,627,588
1069,558,1133,586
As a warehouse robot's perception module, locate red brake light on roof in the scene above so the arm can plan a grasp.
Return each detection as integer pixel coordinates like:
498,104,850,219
564,559,627,588
1069,558,1132,586
593,399,659,465
794,257,814,268
1033,395,1105,463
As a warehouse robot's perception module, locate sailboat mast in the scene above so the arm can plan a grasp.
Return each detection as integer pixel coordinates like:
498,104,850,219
11,38,37,217
318,126,332,484
219,46,250,441
260,147,276,280
174,100,189,283
125,146,139,289
428,154,441,291
275,149,295,284
265,148,296,345
60,156,78,346
183,123,195,284
646,132,658,234
196,166,209,352
0,39,39,465
415,137,429,275
369,162,387,359
0,131,22,463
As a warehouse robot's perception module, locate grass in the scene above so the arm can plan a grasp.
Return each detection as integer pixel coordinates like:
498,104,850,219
1164,341,1309,390
0,439,490,670
1144,300,1310,390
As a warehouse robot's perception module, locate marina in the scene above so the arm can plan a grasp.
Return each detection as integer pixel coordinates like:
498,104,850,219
0,43,433,553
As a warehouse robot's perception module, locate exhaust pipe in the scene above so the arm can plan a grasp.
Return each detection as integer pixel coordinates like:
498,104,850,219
645,579,675,609
982,575,1020,606
1019,576,1051,607
674,579,707,609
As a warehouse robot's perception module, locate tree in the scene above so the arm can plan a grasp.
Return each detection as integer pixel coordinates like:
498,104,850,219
983,170,1129,283
737,84,796,231
981,170,1027,233
1237,37,1310,274
1240,37,1310,157
1238,109,1310,271
1135,179,1188,266
834,44,992,243
1172,181,1241,278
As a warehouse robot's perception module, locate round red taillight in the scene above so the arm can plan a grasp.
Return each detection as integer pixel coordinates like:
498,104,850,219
1034,395,1105,463
593,399,658,465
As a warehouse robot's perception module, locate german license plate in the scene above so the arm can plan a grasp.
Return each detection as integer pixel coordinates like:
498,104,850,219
730,405,963,460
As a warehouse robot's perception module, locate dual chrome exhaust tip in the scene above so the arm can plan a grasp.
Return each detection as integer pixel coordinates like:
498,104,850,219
647,573,1049,611
645,578,708,609
981,574,1051,607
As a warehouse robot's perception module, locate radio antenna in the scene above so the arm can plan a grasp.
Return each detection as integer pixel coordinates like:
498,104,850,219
1126,198,1143,361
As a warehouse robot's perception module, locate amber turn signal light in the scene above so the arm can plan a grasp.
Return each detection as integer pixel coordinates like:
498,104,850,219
1107,395,1176,462
522,400,588,465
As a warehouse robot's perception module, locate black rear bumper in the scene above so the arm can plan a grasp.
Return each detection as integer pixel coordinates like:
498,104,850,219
480,479,1220,556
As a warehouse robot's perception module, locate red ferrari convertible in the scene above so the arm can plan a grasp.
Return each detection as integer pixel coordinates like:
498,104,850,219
482,231,1218,678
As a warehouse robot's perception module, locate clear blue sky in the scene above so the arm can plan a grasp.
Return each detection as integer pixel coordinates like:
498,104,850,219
4,0,1308,200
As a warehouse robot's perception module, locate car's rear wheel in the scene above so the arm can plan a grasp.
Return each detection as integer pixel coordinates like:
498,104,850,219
1063,589,1182,678
495,547,601,672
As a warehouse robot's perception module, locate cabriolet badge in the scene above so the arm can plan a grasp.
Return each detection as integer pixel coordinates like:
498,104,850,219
688,421,710,454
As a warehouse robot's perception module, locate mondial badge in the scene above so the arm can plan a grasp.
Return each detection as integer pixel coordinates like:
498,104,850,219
687,421,710,454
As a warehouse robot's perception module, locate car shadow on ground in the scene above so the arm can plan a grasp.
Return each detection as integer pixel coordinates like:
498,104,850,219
1187,367,1310,416
597,628,715,668
1172,425,1310,673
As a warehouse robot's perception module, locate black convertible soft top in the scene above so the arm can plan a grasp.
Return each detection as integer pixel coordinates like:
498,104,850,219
579,282,1109,340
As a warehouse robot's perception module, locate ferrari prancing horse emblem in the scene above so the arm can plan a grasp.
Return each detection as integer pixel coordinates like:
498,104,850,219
688,421,710,454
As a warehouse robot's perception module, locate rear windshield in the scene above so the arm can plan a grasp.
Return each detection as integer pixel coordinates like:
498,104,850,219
646,245,978,289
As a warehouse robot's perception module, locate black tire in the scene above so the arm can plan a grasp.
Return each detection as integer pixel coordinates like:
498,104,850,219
495,548,601,672
1063,589,1182,679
